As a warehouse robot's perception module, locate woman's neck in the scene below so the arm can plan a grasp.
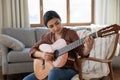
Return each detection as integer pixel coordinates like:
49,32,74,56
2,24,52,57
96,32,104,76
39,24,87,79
55,28,63,40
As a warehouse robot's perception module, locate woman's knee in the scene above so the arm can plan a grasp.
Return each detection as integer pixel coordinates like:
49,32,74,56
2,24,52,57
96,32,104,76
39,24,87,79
49,68,60,75
48,68,61,79
23,73,37,80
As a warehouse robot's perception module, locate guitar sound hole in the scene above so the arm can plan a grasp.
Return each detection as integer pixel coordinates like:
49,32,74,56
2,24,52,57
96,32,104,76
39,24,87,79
54,50,59,59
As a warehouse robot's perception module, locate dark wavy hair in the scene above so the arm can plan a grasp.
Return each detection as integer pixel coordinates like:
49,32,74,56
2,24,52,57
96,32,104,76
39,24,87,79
43,10,61,27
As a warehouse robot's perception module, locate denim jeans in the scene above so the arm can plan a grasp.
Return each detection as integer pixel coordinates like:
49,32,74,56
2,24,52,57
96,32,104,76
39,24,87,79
23,68,77,80
23,73,38,80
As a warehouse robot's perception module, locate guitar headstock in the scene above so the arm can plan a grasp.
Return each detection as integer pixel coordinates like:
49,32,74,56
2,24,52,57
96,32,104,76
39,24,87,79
97,24,120,37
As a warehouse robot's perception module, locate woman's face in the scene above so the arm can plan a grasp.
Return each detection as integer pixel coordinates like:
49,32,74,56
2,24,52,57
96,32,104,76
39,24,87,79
47,18,63,34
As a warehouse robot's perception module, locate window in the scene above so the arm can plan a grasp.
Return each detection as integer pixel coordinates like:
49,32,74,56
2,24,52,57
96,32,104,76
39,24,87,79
28,0,94,27
28,0,40,24
43,0,66,23
70,0,91,23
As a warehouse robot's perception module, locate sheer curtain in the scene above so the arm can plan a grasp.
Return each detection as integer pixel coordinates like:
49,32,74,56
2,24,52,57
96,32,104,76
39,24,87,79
0,0,2,33
0,0,30,31
95,0,120,25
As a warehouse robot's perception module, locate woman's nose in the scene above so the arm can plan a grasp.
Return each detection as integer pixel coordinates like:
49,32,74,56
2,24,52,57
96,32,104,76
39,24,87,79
54,25,58,31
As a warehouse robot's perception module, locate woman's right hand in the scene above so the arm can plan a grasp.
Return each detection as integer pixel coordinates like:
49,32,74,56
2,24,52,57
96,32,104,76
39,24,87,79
34,50,54,61
42,52,54,61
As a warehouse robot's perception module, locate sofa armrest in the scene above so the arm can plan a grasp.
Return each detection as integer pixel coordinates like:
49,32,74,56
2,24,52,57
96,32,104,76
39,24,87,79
0,44,9,74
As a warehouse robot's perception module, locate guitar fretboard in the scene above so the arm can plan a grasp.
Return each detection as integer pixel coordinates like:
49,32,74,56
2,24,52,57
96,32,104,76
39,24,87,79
58,32,97,56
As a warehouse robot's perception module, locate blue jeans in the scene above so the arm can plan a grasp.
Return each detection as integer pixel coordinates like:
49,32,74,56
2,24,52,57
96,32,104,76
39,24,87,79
23,73,38,80
23,68,77,80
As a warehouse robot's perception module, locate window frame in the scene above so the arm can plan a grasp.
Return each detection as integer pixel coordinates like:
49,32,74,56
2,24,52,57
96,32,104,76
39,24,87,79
30,0,94,27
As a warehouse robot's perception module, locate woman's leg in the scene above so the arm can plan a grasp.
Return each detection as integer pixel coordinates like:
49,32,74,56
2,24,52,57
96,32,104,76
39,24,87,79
23,72,38,80
48,68,77,80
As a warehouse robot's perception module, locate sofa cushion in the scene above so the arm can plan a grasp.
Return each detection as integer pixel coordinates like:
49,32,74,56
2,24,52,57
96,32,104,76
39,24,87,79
2,28,36,48
0,34,25,50
35,27,50,41
7,48,33,63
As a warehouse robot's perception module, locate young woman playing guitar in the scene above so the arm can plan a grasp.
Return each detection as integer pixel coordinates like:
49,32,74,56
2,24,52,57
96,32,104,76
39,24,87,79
23,10,94,80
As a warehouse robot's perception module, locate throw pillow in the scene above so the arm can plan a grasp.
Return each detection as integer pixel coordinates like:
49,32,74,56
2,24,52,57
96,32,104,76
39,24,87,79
0,34,25,50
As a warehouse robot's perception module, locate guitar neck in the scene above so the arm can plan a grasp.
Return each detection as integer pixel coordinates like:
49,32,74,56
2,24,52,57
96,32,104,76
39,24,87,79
58,32,97,56
53,24,120,58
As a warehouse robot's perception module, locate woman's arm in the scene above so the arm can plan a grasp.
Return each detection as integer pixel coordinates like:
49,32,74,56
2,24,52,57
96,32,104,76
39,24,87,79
29,33,51,59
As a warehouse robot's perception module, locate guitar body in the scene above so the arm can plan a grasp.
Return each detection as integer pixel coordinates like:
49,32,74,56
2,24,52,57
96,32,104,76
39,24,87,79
34,39,68,80
34,59,53,80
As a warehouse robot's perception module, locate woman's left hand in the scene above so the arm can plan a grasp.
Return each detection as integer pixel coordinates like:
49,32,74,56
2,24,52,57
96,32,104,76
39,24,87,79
84,36,94,56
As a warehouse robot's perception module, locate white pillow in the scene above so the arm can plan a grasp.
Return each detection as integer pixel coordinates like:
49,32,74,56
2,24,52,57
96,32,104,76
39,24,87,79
0,34,25,50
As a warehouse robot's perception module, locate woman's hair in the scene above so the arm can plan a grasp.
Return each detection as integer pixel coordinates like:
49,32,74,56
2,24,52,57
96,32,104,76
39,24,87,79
43,10,61,27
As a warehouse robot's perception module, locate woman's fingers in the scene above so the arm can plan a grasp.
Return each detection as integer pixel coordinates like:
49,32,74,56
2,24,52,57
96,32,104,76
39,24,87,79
43,53,54,61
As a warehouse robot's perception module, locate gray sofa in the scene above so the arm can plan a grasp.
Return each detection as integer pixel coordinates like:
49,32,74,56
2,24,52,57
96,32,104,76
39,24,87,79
0,26,91,79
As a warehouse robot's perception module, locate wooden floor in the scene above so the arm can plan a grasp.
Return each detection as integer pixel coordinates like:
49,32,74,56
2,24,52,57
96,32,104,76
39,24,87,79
0,66,120,80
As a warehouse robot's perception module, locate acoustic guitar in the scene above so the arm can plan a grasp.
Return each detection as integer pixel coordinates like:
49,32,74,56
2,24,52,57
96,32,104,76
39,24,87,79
34,24,120,80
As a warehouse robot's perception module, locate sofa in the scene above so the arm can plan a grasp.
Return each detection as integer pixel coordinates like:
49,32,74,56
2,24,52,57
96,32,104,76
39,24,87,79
0,26,91,79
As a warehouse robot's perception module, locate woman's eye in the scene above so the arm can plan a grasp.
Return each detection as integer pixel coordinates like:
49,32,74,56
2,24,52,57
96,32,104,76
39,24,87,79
48,25,53,28
55,22,60,25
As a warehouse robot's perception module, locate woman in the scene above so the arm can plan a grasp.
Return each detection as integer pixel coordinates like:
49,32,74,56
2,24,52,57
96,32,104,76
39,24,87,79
23,10,94,80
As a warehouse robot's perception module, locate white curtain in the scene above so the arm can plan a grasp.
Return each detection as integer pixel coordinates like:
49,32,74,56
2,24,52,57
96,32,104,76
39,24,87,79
0,0,2,33
95,0,120,25
0,0,30,30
